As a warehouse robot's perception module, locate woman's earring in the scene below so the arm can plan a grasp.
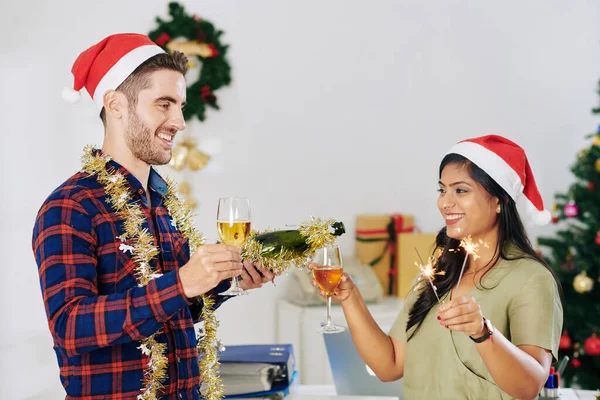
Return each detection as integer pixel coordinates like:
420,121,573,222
496,205,501,214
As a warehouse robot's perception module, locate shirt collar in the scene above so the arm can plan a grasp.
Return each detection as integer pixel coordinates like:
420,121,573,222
95,149,169,199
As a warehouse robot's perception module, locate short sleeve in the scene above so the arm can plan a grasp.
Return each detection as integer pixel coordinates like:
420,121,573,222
389,276,421,342
508,270,563,362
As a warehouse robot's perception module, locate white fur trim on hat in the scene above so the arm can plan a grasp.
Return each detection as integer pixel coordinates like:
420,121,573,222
447,141,524,200
92,44,164,111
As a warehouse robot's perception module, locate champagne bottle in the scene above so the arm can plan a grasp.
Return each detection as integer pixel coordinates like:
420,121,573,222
254,221,345,257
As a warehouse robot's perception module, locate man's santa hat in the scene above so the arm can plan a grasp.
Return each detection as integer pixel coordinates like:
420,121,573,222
62,33,165,111
446,135,551,225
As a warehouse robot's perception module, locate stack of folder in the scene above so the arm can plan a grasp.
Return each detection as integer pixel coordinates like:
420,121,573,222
219,344,297,399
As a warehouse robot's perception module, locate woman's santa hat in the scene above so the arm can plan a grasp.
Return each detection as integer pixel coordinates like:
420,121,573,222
446,135,551,225
62,33,165,111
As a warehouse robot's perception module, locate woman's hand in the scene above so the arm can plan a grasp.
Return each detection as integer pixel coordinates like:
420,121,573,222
308,264,356,302
437,295,485,338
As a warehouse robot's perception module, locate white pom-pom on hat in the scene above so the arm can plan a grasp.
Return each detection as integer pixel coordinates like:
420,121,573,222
532,209,552,226
62,87,82,103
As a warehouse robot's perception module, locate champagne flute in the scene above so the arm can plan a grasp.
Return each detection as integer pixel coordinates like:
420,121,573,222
312,245,345,334
217,197,251,296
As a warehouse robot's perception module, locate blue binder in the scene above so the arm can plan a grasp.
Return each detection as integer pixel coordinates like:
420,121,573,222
220,344,296,398
223,371,298,399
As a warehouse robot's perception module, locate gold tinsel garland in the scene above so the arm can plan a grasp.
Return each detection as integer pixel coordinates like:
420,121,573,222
242,217,340,275
81,146,223,400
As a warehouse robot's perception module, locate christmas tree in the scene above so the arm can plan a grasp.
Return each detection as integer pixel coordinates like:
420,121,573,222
537,79,600,389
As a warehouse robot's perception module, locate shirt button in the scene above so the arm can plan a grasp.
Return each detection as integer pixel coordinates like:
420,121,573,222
170,321,176,327
177,356,181,363
179,393,183,399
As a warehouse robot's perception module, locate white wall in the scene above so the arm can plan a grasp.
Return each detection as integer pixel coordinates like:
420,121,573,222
1,0,599,398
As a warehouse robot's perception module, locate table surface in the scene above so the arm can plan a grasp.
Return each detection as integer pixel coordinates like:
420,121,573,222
290,385,599,400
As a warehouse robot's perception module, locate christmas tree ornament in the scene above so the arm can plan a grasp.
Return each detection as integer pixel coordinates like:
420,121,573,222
564,200,579,218
596,158,600,172
595,231,600,246
560,331,572,350
573,271,594,293
571,358,582,368
583,333,600,356
589,182,596,191
593,135,600,147
551,203,559,224
560,253,577,272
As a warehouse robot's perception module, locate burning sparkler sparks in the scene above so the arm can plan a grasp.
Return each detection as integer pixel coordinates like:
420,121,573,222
414,248,445,303
454,235,488,290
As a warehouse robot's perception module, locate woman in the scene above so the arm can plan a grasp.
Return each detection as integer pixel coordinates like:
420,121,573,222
316,135,563,399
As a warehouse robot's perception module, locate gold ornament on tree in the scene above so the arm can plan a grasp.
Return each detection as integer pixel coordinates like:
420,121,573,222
593,135,600,147
595,158,600,173
573,270,594,294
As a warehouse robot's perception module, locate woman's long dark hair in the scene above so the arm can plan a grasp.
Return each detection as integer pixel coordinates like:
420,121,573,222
406,153,563,340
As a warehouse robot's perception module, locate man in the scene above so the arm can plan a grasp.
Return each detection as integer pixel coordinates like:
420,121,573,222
32,33,274,399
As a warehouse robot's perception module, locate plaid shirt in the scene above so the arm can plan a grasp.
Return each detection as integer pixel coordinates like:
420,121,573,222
32,156,231,400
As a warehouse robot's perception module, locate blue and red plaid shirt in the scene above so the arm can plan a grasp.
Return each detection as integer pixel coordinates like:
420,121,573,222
32,155,231,399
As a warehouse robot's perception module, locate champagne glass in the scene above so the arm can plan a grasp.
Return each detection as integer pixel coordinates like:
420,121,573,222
217,197,251,296
312,245,345,334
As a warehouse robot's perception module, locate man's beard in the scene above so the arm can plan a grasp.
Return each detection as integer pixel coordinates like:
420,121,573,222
125,108,172,166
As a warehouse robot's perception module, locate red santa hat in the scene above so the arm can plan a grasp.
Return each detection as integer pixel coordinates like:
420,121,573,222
62,33,165,111
446,134,551,225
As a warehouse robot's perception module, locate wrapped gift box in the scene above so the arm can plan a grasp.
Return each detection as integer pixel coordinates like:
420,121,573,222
396,232,439,298
355,214,414,295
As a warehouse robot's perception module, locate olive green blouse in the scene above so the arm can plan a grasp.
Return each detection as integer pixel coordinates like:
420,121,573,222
388,252,563,399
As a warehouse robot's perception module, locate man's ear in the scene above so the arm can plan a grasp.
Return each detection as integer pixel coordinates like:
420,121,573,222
103,90,127,120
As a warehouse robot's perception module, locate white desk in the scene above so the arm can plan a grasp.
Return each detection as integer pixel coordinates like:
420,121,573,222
558,388,600,400
291,385,599,400
290,385,398,400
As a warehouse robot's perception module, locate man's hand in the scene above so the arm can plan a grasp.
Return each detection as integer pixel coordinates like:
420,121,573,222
238,260,276,290
179,244,243,298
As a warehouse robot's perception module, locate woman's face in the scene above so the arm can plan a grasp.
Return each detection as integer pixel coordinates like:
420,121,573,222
437,162,500,241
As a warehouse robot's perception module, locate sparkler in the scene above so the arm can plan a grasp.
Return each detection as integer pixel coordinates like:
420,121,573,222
415,248,442,303
455,235,486,290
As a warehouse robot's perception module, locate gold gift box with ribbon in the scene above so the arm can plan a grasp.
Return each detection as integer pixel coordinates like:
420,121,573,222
396,232,439,298
355,214,415,295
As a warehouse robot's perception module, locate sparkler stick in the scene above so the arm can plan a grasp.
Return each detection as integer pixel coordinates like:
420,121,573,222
415,247,441,303
455,235,482,291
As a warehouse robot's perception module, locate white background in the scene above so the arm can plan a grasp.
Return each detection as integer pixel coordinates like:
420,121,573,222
1,0,599,397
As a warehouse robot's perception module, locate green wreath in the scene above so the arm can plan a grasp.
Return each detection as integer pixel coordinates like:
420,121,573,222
149,2,232,122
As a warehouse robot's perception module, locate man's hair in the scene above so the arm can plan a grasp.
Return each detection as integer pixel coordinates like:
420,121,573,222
100,51,188,123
